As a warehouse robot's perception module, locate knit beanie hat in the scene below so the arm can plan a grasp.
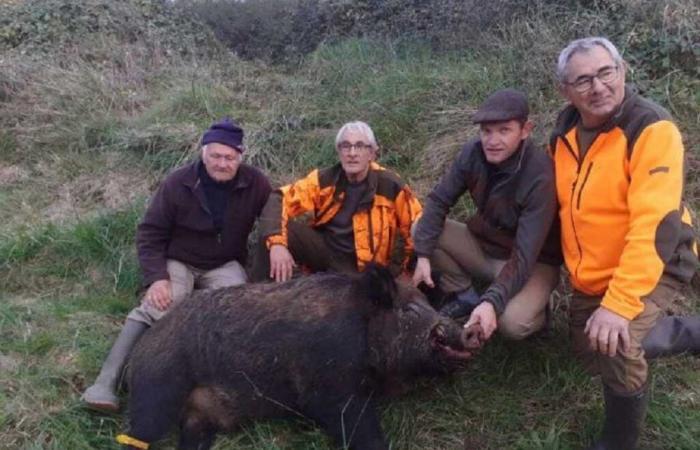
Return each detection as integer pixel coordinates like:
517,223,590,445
201,117,244,151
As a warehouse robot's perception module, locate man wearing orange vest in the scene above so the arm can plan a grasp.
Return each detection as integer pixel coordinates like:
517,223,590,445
253,121,422,282
551,37,699,449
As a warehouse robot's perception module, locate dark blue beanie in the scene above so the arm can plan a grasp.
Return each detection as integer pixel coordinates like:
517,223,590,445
201,118,244,151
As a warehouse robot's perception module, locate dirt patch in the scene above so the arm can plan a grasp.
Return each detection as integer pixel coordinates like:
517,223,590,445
43,169,153,223
0,164,29,185
0,352,19,372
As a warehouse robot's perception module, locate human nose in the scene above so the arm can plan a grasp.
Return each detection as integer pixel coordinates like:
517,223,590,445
589,75,606,93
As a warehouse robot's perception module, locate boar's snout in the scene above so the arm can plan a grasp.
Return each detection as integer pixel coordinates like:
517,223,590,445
462,323,485,352
430,320,483,362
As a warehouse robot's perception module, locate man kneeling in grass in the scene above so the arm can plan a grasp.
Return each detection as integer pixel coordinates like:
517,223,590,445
82,118,271,411
412,88,562,343
252,121,422,282
550,36,699,449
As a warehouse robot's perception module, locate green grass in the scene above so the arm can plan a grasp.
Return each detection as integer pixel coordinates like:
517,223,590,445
1,1,698,449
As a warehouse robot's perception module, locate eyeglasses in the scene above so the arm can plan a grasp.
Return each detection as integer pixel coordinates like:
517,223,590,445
337,141,373,153
566,65,620,93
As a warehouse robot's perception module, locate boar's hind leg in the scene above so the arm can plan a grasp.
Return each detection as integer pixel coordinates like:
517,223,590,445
306,396,389,450
125,373,192,447
178,386,239,450
178,409,218,450
178,424,216,450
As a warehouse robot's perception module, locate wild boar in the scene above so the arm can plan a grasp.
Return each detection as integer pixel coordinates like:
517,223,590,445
118,265,483,450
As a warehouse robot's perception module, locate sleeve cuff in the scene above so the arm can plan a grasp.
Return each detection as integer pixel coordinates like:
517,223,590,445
266,235,287,249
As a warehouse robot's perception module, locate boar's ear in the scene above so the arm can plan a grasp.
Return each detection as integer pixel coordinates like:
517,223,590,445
361,263,397,309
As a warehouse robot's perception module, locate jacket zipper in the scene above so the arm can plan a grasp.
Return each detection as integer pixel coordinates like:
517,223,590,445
561,135,585,281
576,162,593,210
193,179,222,245
368,210,376,260
479,146,525,211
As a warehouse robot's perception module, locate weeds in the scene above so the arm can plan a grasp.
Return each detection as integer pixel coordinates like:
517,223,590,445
0,0,698,449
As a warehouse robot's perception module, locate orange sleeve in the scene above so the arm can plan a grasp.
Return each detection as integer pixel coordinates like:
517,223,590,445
601,120,685,319
394,185,423,269
263,170,321,248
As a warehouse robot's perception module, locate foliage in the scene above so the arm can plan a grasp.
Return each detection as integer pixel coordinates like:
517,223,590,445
0,0,698,449
186,0,699,80
0,0,219,56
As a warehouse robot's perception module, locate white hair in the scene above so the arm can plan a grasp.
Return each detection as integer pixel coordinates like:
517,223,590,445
335,121,378,149
556,37,624,84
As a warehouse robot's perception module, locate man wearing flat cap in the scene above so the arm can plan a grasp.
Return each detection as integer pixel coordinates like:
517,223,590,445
82,118,271,411
412,88,561,343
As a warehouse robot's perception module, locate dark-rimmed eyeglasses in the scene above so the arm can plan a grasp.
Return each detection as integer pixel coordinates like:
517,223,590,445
337,141,373,153
566,65,620,93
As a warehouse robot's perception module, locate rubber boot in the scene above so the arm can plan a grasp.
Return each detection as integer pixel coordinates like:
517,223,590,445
439,287,481,319
588,383,648,450
642,315,700,359
82,319,148,412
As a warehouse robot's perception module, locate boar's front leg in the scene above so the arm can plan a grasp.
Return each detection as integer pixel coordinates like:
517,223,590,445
305,393,389,450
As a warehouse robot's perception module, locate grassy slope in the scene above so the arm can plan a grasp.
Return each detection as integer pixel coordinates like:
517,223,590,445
1,1,699,449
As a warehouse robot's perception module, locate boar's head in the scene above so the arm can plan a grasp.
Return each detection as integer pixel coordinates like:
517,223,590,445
359,265,483,379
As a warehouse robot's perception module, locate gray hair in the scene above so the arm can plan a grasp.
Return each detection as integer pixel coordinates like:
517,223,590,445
556,37,624,84
335,121,378,149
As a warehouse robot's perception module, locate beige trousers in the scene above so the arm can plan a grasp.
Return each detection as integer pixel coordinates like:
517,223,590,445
569,276,682,394
422,219,559,340
127,259,247,326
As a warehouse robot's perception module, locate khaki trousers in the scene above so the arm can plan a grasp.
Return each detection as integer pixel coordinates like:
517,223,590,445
127,259,247,326
569,276,682,394
421,219,559,340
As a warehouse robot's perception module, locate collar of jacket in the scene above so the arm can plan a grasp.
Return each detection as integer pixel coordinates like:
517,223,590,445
182,159,254,191
550,85,639,144
328,161,382,210
480,139,528,175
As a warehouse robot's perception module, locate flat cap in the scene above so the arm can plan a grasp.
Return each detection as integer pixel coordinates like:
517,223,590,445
472,88,529,124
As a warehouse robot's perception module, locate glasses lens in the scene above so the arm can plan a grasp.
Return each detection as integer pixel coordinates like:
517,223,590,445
338,142,369,152
573,78,592,93
599,66,617,83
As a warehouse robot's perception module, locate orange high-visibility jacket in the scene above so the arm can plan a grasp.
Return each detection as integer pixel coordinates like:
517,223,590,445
550,88,697,319
261,162,422,271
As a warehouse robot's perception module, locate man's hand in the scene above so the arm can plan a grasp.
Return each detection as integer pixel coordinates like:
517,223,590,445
585,306,631,357
269,244,296,282
465,301,497,341
412,257,434,288
144,279,172,311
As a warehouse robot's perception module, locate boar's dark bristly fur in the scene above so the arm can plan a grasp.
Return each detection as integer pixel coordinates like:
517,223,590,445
122,265,479,450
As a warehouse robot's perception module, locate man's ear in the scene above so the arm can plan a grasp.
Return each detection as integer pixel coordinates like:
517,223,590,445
521,120,535,140
558,82,571,101
619,59,628,83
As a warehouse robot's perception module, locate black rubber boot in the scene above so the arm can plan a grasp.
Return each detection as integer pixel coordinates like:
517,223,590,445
588,383,648,450
82,319,148,412
642,315,700,359
439,287,481,319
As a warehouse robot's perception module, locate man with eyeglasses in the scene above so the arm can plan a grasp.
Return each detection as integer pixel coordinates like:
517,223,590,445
253,121,422,282
412,88,561,342
82,118,272,411
551,37,699,449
